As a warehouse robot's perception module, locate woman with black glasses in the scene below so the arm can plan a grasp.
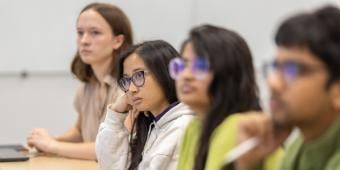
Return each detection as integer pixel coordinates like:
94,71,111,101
95,40,194,170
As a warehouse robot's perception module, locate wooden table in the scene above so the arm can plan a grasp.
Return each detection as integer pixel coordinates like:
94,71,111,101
0,155,99,170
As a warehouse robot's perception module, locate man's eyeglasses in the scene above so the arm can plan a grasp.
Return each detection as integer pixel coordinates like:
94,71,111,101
118,70,148,92
263,60,324,84
168,57,210,80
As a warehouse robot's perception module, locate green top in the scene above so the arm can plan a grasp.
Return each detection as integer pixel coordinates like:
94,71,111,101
177,113,284,170
280,118,340,170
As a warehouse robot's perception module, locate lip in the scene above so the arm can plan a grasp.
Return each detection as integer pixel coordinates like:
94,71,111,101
269,97,282,112
80,49,92,55
131,97,143,105
179,83,195,94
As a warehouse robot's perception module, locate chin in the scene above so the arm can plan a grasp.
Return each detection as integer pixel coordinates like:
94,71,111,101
180,98,199,109
80,56,96,64
178,96,191,106
134,104,147,112
272,111,293,128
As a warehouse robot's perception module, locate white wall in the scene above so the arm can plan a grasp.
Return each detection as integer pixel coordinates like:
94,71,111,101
1,0,340,144
0,75,78,144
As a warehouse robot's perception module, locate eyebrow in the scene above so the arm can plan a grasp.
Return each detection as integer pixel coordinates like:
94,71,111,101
76,26,101,31
133,68,145,72
123,68,146,77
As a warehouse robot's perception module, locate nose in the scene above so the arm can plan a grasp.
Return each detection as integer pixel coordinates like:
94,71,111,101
79,33,90,45
267,70,285,94
178,65,194,81
127,81,138,93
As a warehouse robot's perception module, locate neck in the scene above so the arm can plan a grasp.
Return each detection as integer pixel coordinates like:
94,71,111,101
150,101,170,117
91,57,113,85
300,111,339,143
191,104,209,120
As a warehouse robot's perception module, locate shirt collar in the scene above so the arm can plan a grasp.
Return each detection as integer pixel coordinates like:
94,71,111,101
292,118,340,169
103,75,116,87
304,117,340,149
154,101,180,122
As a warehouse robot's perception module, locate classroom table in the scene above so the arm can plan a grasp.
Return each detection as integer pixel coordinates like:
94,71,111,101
0,154,99,170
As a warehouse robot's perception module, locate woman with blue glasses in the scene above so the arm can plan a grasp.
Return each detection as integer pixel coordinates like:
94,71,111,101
172,25,283,170
95,40,194,170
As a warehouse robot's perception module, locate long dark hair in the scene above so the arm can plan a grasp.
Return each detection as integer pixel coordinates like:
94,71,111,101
185,25,261,170
275,5,340,87
71,2,133,82
116,40,180,170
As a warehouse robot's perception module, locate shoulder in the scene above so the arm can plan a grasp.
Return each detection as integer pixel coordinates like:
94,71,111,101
73,83,87,111
326,149,340,170
184,118,201,135
205,113,252,170
179,118,201,151
75,83,86,96
154,105,195,145
280,134,303,170
264,147,285,170
211,113,242,143
210,113,245,145
216,114,242,132
105,76,123,103
75,81,97,97
160,103,194,129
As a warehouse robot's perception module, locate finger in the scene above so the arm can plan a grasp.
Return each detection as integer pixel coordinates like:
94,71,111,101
238,113,270,141
27,138,36,147
132,108,139,118
127,104,132,111
237,115,257,142
261,115,274,141
27,142,34,148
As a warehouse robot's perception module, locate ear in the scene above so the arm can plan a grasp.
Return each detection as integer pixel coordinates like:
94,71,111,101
112,34,125,50
329,80,340,111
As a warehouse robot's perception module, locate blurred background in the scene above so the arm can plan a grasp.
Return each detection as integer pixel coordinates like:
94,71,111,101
1,0,339,144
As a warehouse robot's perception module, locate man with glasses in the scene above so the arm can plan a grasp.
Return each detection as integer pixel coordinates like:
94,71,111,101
230,5,340,170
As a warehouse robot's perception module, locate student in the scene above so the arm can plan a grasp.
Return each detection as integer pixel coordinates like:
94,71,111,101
26,3,133,160
173,25,283,170
231,5,340,170
95,40,194,170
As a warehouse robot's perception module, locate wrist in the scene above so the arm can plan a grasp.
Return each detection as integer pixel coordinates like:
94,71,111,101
48,140,59,154
109,104,128,113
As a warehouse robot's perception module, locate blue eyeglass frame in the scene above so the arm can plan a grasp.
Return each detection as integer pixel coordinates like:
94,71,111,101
262,60,324,84
168,57,210,80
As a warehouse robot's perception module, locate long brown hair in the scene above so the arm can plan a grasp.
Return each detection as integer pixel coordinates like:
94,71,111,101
71,3,133,82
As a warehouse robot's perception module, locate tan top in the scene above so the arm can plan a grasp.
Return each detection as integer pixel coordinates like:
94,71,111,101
74,75,122,142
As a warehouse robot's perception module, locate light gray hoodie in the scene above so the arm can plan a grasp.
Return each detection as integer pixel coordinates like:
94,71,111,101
95,103,194,170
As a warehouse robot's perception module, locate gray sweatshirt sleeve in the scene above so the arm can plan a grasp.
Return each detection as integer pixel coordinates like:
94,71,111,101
95,105,130,170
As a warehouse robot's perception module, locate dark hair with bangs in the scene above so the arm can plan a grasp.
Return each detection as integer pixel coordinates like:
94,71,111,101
116,40,180,170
